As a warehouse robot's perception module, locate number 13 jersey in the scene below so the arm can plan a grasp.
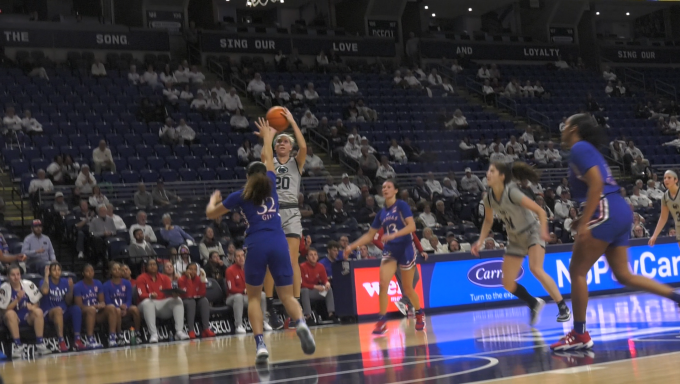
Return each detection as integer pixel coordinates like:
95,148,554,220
662,190,680,241
483,183,538,236
371,200,414,247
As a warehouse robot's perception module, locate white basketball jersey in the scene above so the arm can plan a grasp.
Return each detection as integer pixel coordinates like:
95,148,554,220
662,190,680,233
273,157,301,205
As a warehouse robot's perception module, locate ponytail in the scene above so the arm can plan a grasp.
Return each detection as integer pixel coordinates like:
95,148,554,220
491,161,539,185
511,162,540,184
242,172,272,206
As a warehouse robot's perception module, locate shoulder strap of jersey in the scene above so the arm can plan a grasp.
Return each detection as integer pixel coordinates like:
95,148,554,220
486,188,492,206
506,184,520,206
292,156,302,175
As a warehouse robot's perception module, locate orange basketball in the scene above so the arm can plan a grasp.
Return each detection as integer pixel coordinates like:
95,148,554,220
266,106,290,132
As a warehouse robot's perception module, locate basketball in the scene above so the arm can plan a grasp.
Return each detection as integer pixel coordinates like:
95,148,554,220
266,106,290,132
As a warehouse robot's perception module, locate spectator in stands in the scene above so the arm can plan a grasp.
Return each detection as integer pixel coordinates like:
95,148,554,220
204,251,227,289
29,169,54,196
632,156,651,181
247,73,266,98
426,172,443,198
188,66,205,84
190,93,208,111
632,213,650,237
563,207,579,240
300,110,319,133
605,81,614,97
21,110,42,134
163,260,179,281
160,65,176,86
442,177,460,201
153,180,181,206
129,210,156,244
615,81,626,97
554,191,574,220
314,203,332,225
446,109,469,129
400,137,422,162
106,204,126,231
90,204,116,259
75,165,97,194
482,80,496,105
554,55,570,69
359,147,380,179
52,192,69,217
331,76,343,95
404,70,423,90
227,211,247,246
137,259,188,342
337,173,361,201
128,228,156,259
159,119,178,146
331,199,352,224
141,65,159,87
304,82,320,105
21,219,55,273
207,91,225,118
174,64,189,84
161,214,194,248
418,203,437,228
585,93,603,112
632,225,646,239
131,183,153,210
89,58,107,77
603,66,617,82
175,119,196,146
225,249,270,334
434,200,456,227
1,264,51,358
387,139,408,163
173,245,193,274
300,248,337,324
2,106,21,133
421,228,446,253
460,168,484,194
520,80,535,98
411,177,432,203
343,134,361,161
374,156,396,184
646,180,664,200
323,177,338,200
477,64,491,80
237,139,255,166
427,68,443,89
490,145,508,163
355,171,373,193
88,186,109,208
218,88,241,114
631,186,652,208
545,141,562,165
358,196,379,224
93,140,116,174
127,65,140,84
163,83,180,104
535,195,554,219
73,200,93,259
316,50,329,72
504,78,520,98
46,155,65,185
228,109,249,133
533,142,549,167
343,75,359,95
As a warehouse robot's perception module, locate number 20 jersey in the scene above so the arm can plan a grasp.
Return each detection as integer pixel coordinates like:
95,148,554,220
273,157,301,206
483,183,538,236
662,190,680,241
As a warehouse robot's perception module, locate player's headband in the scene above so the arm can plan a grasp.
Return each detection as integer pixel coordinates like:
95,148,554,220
665,170,678,179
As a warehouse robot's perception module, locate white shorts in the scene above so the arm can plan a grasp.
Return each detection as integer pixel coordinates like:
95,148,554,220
280,207,302,238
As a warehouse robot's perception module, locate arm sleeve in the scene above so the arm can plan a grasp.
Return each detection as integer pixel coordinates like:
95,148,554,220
570,142,600,176
372,228,385,250
136,276,150,301
197,279,206,297
21,240,36,257
370,211,382,230
124,280,133,307
300,264,315,289
412,233,424,253
399,200,414,219
508,186,527,205
225,268,236,295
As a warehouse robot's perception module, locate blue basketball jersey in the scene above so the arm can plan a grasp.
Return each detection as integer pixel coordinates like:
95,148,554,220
371,200,414,246
222,171,282,237
103,280,133,308
39,278,69,312
568,141,619,202
10,287,30,314
74,280,103,307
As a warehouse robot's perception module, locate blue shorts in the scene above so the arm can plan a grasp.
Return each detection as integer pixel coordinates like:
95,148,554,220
582,193,632,248
382,241,417,270
17,309,30,326
244,232,293,287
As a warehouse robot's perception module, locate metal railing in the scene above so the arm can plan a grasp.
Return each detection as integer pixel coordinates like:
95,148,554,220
497,96,517,116
187,43,201,66
654,79,677,102
526,108,552,137
206,59,227,82
465,77,484,98
436,63,458,86
621,67,646,92
308,129,330,155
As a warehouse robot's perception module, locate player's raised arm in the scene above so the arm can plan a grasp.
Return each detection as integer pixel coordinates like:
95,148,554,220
255,117,276,173
281,108,307,171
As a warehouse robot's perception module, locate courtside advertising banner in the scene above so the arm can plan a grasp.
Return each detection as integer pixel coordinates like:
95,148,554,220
351,243,680,314
353,265,424,315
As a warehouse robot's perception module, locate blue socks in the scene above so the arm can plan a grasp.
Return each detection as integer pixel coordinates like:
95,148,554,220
74,333,81,341
378,315,387,322
255,334,265,348
36,337,43,344
88,336,96,344
574,321,586,334
59,337,65,343
13,339,21,346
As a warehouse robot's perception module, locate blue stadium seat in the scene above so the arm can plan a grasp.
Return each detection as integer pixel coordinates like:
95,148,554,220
140,169,159,183
202,155,220,168
147,157,166,171
128,157,147,170
159,169,179,182
198,168,216,180
179,168,196,181
183,156,202,169
120,170,140,184
165,156,184,169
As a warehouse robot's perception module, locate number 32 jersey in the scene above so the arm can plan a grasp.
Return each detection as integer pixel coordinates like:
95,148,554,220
371,200,414,247
662,190,680,240
222,171,282,237
483,183,537,236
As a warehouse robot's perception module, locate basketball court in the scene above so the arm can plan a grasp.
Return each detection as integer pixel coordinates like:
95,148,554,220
2,291,680,383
